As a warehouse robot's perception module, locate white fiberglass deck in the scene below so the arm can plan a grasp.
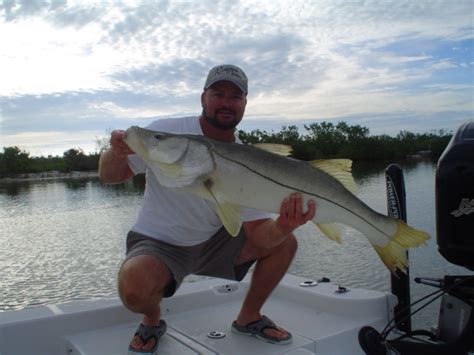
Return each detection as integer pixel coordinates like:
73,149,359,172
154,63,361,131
0,274,396,355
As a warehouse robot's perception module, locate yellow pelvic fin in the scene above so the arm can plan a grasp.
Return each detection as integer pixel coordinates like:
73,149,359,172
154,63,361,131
252,143,293,156
204,184,242,237
372,220,429,274
315,223,342,244
214,201,243,237
310,159,357,193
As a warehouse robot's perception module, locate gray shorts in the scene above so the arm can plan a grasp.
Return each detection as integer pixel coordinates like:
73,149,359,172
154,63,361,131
125,228,255,297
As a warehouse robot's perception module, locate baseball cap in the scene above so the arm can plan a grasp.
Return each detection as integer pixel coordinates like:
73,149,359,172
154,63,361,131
204,64,248,94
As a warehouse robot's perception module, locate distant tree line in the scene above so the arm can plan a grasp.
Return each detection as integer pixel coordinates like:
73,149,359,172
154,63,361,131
1,121,452,177
238,121,452,161
0,147,100,178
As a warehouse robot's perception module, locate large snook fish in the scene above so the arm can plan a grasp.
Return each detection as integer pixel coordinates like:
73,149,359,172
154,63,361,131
124,126,429,273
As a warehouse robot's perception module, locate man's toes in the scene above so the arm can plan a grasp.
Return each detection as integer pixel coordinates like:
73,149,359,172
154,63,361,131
264,327,287,339
130,335,156,351
143,339,156,351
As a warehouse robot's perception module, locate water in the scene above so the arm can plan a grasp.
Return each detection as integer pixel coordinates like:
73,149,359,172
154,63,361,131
0,161,469,330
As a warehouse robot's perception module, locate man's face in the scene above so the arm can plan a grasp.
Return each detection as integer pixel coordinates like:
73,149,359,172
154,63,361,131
201,81,247,130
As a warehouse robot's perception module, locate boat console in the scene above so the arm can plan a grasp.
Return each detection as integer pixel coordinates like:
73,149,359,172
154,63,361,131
359,121,474,355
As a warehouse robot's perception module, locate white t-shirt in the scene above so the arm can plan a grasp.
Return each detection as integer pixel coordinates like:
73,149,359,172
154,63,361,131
128,116,273,246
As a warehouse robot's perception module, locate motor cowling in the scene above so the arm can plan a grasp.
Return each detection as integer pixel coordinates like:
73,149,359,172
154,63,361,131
436,121,474,271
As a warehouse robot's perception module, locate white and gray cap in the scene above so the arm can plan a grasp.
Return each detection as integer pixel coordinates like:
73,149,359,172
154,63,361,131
204,64,248,94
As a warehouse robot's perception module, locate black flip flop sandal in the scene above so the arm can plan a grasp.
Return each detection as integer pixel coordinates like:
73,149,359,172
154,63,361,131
128,319,167,354
231,315,292,345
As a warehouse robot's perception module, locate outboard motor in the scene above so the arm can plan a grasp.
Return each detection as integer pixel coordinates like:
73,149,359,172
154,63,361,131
360,121,474,355
436,121,474,270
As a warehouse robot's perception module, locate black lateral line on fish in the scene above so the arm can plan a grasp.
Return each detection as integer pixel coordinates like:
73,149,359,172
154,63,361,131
213,150,390,237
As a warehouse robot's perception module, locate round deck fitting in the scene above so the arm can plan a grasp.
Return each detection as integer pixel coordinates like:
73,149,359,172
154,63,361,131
299,280,318,287
207,331,226,339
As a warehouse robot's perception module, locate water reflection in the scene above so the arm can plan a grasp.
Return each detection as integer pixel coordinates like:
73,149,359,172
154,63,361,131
0,175,145,198
132,173,146,189
352,160,391,181
0,180,32,196
64,178,90,190
352,159,429,182
95,175,146,195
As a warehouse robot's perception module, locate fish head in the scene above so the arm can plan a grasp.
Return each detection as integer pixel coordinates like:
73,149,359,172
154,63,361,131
124,126,215,188
125,126,189,164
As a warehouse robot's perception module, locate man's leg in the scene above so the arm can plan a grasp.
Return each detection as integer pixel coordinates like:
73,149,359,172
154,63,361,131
118,255,172,352
234,233,297,340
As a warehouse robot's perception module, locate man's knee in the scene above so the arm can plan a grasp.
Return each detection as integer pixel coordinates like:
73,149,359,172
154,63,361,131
239,232,298,264
118,255,171,308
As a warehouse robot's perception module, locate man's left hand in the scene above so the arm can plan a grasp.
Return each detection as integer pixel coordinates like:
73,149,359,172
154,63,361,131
275,193,316,235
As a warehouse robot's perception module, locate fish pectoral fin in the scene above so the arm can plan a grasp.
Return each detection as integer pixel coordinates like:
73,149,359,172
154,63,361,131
155,161,182,177
309,159,357,193
251,143,293,156
315,223,342,244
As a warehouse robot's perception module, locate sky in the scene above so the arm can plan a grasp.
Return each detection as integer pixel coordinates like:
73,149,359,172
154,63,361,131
1,0,473,157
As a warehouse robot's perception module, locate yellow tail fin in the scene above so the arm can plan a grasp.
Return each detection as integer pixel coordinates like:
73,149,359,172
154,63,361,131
373,220,429,273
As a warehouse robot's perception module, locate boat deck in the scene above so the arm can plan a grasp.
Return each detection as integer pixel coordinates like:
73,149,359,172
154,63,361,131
0,274,396,354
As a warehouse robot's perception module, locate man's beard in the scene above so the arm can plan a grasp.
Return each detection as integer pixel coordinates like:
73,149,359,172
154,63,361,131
202,107,241,130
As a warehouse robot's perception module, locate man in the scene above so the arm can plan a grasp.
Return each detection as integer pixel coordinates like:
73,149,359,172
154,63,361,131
99,64,316,354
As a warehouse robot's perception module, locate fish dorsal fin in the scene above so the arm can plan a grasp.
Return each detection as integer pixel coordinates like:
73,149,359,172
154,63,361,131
310,159,357,193
315,223,342,244
204,183,242,236
252,143,293,156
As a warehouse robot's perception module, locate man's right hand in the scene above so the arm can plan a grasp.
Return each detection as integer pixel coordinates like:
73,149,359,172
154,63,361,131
110,130,134,158
98,130,135,183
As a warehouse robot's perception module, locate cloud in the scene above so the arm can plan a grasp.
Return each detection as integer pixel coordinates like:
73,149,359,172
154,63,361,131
2,0,472,97
432,59,459,70
1,0,473,155
1,0,107,26
1,130,102,157
2,91,163,132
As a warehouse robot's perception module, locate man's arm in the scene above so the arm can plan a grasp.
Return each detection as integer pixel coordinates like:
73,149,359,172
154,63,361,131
243,193,316,249
98,130,135,184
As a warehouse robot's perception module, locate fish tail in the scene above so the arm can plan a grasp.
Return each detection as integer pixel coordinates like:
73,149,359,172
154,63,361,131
372,220,429,274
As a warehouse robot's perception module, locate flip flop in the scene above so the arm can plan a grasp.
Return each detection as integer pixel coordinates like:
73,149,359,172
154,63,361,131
231,315,292,345
128,319,167,355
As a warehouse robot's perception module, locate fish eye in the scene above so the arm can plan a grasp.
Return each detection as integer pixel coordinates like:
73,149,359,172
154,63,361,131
154,134,165,140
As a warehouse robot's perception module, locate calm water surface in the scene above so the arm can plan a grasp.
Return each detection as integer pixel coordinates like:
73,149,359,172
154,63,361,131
0,161,469,329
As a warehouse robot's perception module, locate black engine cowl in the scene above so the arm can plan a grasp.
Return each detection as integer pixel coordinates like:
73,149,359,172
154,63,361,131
436,121,474,271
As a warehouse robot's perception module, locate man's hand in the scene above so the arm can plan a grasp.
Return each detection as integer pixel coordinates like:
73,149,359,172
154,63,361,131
110,130,134,158
276,193,316,235
242,193,316,249
98,130,135,183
